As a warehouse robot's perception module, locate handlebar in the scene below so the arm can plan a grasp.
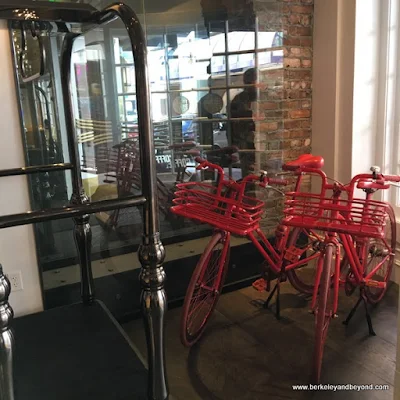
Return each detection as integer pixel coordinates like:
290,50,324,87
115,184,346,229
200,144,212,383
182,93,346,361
194,156,224,175
194,156,287,189
379,174,400,183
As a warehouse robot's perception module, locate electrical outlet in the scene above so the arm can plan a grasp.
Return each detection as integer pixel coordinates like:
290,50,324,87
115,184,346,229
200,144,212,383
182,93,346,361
7,271,23,292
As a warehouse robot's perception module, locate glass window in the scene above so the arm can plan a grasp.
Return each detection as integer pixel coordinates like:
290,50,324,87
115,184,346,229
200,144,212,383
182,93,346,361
11,0,285,312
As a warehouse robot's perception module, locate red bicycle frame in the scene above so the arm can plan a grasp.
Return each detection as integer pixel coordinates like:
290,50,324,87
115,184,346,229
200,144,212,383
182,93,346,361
284,165,400,317
171,157,322,277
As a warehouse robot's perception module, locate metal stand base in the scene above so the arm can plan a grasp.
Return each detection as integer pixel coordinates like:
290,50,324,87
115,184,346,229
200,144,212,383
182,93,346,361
343,289,376,336
264,279,281,320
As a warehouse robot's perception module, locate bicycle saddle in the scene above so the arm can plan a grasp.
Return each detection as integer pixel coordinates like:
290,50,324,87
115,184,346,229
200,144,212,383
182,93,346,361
206,145,239,156
169,141,196,150
282,154,324,171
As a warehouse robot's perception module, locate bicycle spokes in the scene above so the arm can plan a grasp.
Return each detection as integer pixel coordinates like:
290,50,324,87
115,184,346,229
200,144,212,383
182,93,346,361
187,245,224,335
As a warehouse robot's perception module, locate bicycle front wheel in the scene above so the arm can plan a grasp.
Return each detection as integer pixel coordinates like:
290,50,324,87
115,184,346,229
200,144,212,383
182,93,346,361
286,227,325,295
180,231,230,347
365,205,396,304
312,244,335,384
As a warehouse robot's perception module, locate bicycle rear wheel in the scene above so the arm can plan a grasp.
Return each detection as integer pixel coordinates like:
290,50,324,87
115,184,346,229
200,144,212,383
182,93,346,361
180,231,230,347
312,244,334,384
286,227,325,295
365,205,396,304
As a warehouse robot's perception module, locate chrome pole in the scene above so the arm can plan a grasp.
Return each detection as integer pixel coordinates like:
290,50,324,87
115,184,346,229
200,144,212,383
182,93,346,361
96,4,168,399
0,265,14,400
60,33,95,304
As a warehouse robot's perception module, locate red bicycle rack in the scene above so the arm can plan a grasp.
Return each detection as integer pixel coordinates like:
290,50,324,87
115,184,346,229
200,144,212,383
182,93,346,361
171,181,264,236
283,192,389,238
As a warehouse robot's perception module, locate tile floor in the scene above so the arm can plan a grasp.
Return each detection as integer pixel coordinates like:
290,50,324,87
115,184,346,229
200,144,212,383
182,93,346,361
124,281,398,400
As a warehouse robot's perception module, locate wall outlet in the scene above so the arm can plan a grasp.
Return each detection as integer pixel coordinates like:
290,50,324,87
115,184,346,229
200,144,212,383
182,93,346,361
6,271,23,292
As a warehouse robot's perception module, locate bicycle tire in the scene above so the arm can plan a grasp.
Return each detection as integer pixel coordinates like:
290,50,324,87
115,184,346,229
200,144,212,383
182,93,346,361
286,227,324,295
364,205,396,304
312,244,334,384
180,231,230,347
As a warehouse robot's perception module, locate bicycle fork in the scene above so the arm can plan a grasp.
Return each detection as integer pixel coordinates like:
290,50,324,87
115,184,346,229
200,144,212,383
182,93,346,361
310,241,341,319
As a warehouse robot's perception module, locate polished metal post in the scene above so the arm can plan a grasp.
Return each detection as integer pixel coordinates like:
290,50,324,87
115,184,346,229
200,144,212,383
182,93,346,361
97,4,168,399
0,265,15,400
60,33,95,304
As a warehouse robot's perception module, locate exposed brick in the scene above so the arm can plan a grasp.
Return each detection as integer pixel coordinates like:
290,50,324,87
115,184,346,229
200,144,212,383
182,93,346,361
283,148,310,160
288,129,311,138
284,120,302,129
283,100,301,109
301,15,312,26
289,26,312,37
290,109,311,119
259,122,279,132
290,81,301,90
289,14,302,24
300,37,313,47
261,102,279,110
254,0,313,174
261,88,285,100
267,131,285,140
290,47,303,56
299,90,311,98
286,89,310,99
284,58,301,68
263,110,284,119
261,69,284,81
268,141,282,151
284,37,301,46
280,16,289,26
296,26,313,36
291,5,313,14
288,70,312,80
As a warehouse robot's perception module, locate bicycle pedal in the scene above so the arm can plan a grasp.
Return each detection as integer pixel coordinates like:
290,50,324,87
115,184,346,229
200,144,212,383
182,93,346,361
333,313,339,319
252,278,267,292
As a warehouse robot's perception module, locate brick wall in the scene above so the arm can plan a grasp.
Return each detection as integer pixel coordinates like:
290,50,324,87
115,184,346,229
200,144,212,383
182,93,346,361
255,0,313,168
254,0,313,231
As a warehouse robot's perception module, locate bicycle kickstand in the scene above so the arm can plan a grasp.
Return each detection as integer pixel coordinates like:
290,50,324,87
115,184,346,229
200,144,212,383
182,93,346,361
342,289,376,336
264,279,281,320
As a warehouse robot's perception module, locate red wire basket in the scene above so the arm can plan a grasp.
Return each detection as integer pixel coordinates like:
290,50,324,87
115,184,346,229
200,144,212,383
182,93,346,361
282,192,389,238
170,182,264,235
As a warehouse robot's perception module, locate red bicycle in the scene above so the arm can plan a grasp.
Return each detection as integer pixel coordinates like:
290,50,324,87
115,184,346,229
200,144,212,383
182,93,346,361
170,155,323,347
282,155,399,383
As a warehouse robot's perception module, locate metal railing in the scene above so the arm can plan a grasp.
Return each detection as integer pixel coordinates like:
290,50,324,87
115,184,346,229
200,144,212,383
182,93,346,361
0,2,168,400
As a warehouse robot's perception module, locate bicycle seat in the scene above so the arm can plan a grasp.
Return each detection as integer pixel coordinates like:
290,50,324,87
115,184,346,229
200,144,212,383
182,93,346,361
282,154,324,171
206,145,239,156
169,141,196,150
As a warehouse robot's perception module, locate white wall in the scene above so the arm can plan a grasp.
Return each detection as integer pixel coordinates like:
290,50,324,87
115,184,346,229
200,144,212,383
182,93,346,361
352,0,381,177
0,21,43,317
313,2,400,398
311,0,355,196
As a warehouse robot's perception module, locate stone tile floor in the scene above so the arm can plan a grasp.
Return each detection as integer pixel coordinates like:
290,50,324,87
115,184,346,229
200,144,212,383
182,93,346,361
124,280,398,400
